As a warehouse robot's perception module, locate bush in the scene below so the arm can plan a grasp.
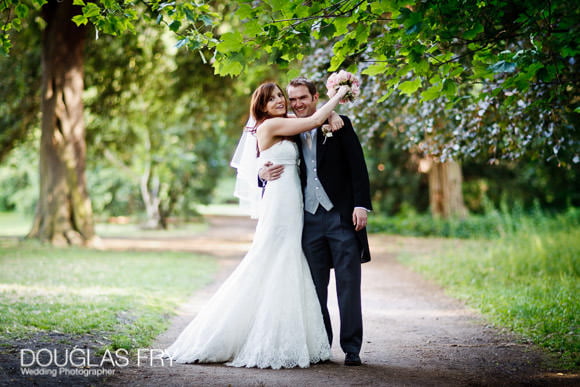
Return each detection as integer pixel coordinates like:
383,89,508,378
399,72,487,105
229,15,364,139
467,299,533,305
368,205,580,239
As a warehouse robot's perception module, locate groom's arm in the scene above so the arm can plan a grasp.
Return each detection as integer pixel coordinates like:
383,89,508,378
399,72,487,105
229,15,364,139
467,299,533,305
339,116,371,231
258,162,285,184
339,116,372,211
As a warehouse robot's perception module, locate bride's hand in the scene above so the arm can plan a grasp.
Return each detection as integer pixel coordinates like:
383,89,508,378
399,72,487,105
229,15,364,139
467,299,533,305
336,85,350,98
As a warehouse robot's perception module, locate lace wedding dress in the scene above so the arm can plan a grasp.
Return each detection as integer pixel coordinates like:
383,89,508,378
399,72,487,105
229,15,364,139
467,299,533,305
165,140,330,369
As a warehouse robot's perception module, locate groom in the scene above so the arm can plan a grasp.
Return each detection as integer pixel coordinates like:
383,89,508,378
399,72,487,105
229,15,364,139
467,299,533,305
260,77,372,366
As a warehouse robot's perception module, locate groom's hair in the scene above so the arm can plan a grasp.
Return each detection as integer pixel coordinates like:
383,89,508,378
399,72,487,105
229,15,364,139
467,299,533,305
288,77,318,97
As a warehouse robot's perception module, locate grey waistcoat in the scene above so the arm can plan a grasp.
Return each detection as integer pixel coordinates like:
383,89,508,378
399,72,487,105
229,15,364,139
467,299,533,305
302,130,334,214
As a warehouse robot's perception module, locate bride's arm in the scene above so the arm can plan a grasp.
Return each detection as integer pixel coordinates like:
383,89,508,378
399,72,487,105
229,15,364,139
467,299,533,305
259,85,349,138
287,112,342,129
287,112,342,130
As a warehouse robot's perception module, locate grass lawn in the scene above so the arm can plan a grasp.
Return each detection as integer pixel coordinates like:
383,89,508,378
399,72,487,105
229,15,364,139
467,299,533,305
398,211,579,370
0,240,218,352
0,212,31,237
0,211,209,239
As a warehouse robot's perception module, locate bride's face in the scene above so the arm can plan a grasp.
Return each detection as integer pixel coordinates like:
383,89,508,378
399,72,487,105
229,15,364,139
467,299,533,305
264,87,287,117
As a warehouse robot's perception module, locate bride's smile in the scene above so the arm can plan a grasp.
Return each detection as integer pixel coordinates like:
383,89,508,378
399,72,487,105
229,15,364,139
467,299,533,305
265,89,287,117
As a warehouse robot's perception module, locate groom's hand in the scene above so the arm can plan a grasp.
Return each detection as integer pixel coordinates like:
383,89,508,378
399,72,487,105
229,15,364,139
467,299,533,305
328,112,344,131
352,207,368,231
259,162,284,181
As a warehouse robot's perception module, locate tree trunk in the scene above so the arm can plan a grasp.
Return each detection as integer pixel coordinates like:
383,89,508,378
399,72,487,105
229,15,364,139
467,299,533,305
140,162,163,229
426,160,468,219
27,0,95,246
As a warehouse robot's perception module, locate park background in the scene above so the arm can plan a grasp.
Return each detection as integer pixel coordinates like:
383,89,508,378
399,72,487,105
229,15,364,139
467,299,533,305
0,0,578,378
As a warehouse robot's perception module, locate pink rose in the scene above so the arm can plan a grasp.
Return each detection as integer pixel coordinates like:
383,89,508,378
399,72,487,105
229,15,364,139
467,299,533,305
325,70,361,103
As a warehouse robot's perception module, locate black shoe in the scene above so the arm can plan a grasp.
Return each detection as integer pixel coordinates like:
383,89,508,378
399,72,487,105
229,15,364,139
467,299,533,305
344,352,361,366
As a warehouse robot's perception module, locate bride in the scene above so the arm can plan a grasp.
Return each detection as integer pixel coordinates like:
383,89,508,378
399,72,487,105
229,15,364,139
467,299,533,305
164,82,350,369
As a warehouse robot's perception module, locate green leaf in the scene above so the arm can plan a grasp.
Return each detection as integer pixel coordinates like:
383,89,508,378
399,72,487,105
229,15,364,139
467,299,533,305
329,52,345,71
398,78,422,95
450,65,464,78
243,19,263,38
15,3,28,18
169,20,181,32
175,38,188,49
333,17,351,37
216,32,243,53
100,0,115,9
370,1,397,14
377,87,396,103
401,9,422,34
265,0,285,12
538,64,556,82
489,60,516,73
561,46,578,58
442,79,457,96
286,68,301,81
198,14,214,27
214,58,243,76
524,62,544,79
30,0,47,9
362,63,386,76
82,3,101,18
183,7,196,22
235,3,253,19
72,14,89,26
354,23,370,46
429,74,441,84
315,21,335,40
72,0,85,6
413,59,430,75
406,22,422,35
420,82,443,101
463,23,483,40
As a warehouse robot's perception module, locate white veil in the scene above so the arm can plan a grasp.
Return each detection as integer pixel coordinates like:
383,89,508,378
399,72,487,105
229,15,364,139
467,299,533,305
230,117,261,219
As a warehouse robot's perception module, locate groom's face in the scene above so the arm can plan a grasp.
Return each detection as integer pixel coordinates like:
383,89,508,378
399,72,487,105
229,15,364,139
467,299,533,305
288,85,319,118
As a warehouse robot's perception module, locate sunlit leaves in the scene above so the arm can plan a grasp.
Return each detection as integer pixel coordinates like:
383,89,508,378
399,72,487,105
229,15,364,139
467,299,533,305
14,3,28,18
82,2,100,18
421,82,443,101
234,3,252,19
71,15,89,26
1,0,577,163
362,62,387,76
215,0,577,163
398,77,422,95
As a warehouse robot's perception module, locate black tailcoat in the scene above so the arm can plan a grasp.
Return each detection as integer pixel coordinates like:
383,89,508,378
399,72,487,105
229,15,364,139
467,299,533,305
296,115,372,262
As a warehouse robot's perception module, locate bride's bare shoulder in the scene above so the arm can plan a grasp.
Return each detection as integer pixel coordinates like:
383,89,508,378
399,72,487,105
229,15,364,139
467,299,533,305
257,117,290,132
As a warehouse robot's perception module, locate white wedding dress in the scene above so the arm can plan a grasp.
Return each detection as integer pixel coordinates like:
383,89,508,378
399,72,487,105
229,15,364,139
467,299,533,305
165,140,330,369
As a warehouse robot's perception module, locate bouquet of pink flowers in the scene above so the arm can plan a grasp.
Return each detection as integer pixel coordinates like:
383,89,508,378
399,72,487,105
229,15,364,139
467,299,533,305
326,70,361,103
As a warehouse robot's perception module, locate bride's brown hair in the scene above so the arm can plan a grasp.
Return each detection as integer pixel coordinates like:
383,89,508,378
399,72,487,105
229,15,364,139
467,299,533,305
250,82,288,126
249,82,294,157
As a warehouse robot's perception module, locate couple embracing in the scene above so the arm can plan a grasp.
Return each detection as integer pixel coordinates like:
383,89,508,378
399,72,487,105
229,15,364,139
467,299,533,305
165,76,372,369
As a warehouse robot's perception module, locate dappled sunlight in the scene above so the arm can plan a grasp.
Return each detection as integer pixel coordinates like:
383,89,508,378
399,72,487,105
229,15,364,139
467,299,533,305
101,237,253,257
367,307,473,319
0,283,134,298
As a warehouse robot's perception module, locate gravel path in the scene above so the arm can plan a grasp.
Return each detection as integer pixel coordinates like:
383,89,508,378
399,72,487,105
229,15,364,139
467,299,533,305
101,216,575,386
